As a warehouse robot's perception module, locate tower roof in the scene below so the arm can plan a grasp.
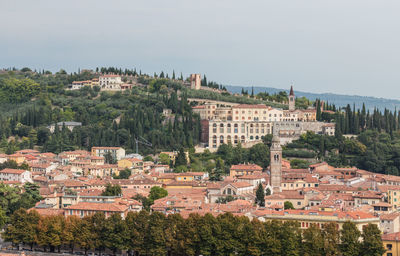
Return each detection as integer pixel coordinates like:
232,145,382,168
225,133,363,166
289,86,294,96
272,134,280,143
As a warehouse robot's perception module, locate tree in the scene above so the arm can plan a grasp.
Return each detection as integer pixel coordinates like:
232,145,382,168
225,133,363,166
302,224,324,256
148,186,168,203
284,201,295,210
103,213,127,254
101,184,122,196
322,222,340,256
215,195,236,204
248,143,270,168
62,216,81,254
174,147,187,167
209,157,224,181
143,155,154,162
255,183,265,207
3,209,40,249
159,153,170,165
340,221,361,256
360,224,385,256
113,168,131,179
75,216,96,255
104,152,116,164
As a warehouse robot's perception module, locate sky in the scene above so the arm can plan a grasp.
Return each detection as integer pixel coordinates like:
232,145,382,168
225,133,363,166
1,0,400,99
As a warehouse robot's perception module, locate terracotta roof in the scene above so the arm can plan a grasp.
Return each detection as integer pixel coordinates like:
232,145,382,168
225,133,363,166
65,201,139,212
92,146,122,150
372,202,392,207
0,168,27,174
100,74,120,78
382,232,400,241
380,212,400,221
230,164,263,171
230,182,253,189
232,104,268,109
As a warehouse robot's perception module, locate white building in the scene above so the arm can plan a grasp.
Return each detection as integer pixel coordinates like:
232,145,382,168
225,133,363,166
208,120,273,149
91,147,126,161
99,75,122,90
47,121,82,133
0,169,33,183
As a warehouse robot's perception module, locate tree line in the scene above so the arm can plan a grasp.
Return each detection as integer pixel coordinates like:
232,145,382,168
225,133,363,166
3,209,385,256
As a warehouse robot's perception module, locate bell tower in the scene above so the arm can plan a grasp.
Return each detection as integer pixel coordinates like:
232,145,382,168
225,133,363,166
270,134,282,193
288,85,295,111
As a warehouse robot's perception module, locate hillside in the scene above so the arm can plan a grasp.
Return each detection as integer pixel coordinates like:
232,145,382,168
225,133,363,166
225,85,400,111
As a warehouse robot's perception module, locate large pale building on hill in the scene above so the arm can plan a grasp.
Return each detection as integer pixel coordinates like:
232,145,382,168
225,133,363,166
99,75,122,90
194,86,335,150
190,74,201,90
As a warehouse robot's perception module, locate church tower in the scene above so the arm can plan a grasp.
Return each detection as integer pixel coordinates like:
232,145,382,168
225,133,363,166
288,85,295,111
270,134,282,193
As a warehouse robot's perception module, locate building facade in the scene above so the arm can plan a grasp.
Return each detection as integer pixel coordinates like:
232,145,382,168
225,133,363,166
99,75,122,90
190,74,201,90
270,135,282,193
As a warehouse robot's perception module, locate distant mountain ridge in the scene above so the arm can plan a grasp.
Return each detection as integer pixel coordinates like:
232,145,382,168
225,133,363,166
225,85,400,111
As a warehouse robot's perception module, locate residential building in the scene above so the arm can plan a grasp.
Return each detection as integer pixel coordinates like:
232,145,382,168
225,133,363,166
0,169,32,183
47,121,82,133
91,146,125,160
229,164,263,177
99,74,122,90
64,199,142,219
382,232,400,256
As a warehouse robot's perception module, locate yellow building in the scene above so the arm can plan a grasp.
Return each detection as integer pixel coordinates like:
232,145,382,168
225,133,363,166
117,158,143,169
7,153,26,164
382,232,400,256
175,172,207,182
388,188,400,208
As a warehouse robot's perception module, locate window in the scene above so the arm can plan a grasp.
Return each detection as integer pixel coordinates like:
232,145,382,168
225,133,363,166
227,123,231,133
220,135,224,144
212,123,217,133
234,135,238,144
220,123,224,133
234,124,238,133
241,124,245,133
241,136,245,143
387,244,393,250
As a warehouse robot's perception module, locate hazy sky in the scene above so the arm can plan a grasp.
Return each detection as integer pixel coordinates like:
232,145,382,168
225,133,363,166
1,0,400,99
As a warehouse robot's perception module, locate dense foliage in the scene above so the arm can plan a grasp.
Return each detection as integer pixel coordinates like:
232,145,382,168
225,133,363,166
3,209,385,256
0,71,201,155
283,130,400,175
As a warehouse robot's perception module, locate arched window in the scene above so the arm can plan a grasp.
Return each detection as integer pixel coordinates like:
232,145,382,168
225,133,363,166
219,123,224,133
227,135,232,144
241,124,245,133
220,135,224,144
212,123,217,133
227,123,231,133
241,135,245,143
212,135,217,148
234,135,238,144
234,124,238,133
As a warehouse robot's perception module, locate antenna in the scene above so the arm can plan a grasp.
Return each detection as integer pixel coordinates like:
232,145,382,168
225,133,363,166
135,136,152,154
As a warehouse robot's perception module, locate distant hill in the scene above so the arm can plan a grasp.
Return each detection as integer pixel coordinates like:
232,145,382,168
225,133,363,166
225,85,400,111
